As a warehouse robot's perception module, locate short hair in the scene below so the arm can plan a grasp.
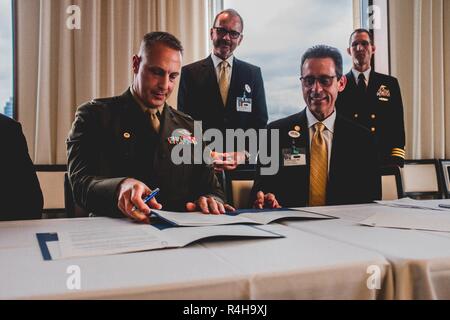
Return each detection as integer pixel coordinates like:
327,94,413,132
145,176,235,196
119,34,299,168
348,28,373,47
301,45,343,79
212,9,244,32
139,31,184,56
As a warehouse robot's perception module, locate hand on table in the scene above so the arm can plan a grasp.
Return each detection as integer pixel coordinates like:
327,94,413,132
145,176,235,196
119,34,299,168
253,191,282,209
186,196,235,215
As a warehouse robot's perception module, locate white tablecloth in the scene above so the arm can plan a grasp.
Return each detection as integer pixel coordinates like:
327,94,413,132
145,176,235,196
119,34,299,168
0,218,392,299
283,204,450,299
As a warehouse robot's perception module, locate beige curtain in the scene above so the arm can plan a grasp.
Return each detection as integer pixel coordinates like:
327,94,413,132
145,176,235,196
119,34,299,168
389,0,450,159
16,0,211,164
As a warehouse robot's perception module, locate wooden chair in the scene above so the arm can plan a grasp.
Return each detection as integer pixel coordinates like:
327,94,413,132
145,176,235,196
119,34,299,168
438,159,450,198
224,167,256,209
34,165,67,218
401,160,443,200
380,166,404,200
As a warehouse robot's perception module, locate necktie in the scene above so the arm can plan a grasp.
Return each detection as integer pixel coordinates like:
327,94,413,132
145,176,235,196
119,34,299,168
219,60,230,106
148,110,160,133
309,122,328,206
357,73,367,95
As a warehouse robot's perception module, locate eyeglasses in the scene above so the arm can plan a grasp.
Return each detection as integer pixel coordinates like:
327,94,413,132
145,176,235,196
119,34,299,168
351,40,371,48
300,75,337,88
213,27,242,39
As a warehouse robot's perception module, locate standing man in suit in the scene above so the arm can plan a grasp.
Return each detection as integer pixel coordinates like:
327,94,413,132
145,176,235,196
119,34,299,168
336,28,406,167
178,9,268,170
0,114,43,220
252,45,381,208
67,32,233,224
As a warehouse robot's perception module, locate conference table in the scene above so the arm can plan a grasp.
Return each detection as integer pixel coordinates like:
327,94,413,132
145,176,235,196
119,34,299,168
0,202,448,300
283,203,450,299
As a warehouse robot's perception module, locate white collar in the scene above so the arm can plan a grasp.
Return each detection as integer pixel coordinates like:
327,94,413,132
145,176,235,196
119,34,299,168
351,67,371,83
211,53,234,69
306,107,336,134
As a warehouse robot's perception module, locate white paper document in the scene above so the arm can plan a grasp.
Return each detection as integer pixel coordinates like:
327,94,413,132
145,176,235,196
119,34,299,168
359,207,450,232
152,208,333,227
55,220,283,259
293,203,382,222
376,198,450,211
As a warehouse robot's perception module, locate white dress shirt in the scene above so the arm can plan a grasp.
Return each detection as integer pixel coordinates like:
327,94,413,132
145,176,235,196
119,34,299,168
306,107,336,174
351,67,371,86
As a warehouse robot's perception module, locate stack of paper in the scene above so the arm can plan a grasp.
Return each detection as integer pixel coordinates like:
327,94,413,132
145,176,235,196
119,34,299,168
359,207,450,232
376,198,450,211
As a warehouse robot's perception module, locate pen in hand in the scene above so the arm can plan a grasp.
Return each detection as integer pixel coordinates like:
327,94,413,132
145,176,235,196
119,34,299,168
132,188,160,212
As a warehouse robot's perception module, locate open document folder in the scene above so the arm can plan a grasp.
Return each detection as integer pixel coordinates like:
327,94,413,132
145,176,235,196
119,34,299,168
36,217,283,260
152,208,334,227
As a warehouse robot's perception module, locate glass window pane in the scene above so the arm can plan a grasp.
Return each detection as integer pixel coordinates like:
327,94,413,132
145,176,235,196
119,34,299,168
0,0,13,118
223,0,354,122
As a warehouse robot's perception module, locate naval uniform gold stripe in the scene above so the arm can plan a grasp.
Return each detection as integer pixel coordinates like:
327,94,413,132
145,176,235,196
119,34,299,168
391,152,405,157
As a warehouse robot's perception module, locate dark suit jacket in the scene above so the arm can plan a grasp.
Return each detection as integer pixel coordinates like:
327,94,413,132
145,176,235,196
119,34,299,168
0,114,43,220
251,109,381,207
336,70,406,167
67,89,224,217
178,55,268,151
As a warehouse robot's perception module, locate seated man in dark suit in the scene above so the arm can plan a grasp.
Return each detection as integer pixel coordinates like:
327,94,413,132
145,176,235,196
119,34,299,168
252,45,381,208
178,9,268,171
0,114,43,220
67,32,233,224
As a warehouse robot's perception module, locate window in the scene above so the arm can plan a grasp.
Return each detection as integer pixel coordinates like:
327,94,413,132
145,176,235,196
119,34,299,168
223,0,354,122
0,0,14,118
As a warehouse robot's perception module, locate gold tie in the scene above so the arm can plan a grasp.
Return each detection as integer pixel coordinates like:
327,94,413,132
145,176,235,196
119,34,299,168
309,122,328,206
148,110,160,133
219,60,230,106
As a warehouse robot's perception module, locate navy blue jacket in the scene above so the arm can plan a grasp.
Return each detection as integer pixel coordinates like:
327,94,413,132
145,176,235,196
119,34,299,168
336,70,406,167
0,114,43,220
178,55,268,151
252,109,381,207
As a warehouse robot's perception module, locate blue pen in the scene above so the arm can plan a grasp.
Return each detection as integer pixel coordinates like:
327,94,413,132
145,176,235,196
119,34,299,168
132,188,160,212
438,204,450,209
